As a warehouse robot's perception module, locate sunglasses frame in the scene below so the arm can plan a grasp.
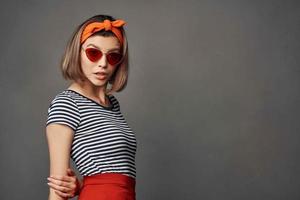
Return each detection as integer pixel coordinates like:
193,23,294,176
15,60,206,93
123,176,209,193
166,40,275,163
81,46,123,66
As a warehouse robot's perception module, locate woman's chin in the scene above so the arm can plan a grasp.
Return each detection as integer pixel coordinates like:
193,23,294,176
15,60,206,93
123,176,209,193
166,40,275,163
92,79,108,86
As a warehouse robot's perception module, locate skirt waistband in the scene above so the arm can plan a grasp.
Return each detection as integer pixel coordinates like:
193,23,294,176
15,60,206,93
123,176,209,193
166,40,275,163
82,173,136,189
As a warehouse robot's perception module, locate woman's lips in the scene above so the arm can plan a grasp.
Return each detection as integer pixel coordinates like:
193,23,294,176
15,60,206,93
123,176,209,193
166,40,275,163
95,72,107,80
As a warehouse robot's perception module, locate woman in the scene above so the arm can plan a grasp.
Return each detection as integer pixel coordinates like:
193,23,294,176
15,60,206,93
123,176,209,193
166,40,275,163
45,14,137,200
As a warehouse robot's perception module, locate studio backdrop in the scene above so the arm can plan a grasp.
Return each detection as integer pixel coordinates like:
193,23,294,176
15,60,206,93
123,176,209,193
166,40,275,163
0,0,299,199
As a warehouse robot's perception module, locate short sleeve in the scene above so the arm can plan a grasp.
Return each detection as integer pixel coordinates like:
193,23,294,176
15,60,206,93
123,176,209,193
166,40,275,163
46,94,80,131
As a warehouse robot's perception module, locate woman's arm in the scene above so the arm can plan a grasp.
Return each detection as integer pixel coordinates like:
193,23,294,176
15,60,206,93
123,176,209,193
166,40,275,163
47,168,83,198
46,123,74,200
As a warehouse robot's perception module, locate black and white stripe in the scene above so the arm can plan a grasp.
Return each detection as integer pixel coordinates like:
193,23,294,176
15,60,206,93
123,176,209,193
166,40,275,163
46,89,137,179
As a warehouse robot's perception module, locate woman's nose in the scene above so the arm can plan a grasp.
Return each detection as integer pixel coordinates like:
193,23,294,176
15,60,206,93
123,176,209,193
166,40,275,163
98,54,108,67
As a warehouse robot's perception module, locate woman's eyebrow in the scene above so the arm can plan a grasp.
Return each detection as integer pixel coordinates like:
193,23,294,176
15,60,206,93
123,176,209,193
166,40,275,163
87,44,120,51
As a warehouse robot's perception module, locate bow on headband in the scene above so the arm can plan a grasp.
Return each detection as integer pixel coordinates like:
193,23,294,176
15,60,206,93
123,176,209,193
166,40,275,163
80,19,126,46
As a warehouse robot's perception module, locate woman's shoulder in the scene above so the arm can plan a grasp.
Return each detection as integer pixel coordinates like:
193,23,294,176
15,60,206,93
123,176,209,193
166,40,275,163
48,89,79,107
46,90,80,131
107,93,121,109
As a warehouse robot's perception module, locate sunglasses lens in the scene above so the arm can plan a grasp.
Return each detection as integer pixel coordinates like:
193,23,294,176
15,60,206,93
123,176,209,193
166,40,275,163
85,47,122,65
85,48,102,62
107,53,122,65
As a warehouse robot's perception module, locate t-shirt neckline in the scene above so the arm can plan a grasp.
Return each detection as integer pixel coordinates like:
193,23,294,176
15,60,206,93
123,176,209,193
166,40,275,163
64,89,114,110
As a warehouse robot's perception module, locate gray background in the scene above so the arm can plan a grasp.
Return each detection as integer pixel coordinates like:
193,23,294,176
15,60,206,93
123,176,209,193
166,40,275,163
0,0,299,199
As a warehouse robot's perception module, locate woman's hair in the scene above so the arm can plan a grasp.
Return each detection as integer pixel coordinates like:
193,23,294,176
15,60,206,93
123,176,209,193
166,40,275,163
60,14,129,95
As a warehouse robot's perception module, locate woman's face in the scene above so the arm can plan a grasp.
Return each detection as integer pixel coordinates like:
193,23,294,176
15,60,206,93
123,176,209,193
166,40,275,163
80,35,121,89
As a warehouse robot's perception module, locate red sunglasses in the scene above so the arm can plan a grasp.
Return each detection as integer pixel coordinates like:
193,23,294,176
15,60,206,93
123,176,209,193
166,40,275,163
82,47,123,65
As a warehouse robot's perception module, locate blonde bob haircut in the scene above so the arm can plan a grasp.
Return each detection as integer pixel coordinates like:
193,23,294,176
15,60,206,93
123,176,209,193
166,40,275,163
60,14,129,95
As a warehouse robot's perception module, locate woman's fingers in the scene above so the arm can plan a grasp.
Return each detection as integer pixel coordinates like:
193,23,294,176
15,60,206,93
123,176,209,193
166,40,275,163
49,174,76,183
47,172,79,197
54,188,75,198
47,179,72,192
47,176,77,194
67,168,76,176
48,181,77,198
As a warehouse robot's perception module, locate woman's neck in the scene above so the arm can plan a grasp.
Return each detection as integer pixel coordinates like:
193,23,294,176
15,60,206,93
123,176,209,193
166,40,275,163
67,81,109,106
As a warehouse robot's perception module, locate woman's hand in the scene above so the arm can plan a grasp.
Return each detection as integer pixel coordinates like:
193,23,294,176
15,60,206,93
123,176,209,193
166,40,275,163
47,168,82,198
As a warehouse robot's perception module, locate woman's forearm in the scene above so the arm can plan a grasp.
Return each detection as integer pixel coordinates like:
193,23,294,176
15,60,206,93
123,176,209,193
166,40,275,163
48,188,68,200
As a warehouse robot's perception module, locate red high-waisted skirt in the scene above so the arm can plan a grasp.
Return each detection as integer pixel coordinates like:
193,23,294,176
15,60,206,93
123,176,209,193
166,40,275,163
78,172,136,200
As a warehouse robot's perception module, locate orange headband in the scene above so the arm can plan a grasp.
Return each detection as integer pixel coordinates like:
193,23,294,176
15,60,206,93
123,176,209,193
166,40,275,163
80,19,126,46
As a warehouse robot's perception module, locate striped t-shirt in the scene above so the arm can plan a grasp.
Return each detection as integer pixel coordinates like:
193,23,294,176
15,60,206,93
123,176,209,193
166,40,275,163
46,89,137,179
